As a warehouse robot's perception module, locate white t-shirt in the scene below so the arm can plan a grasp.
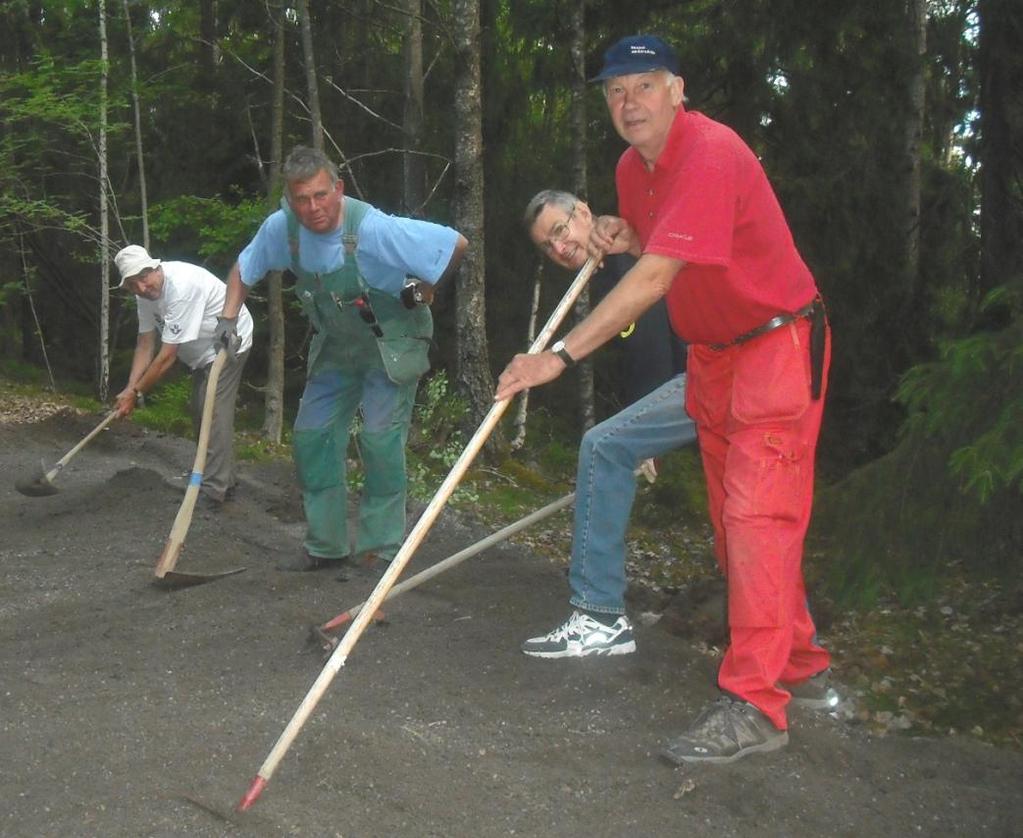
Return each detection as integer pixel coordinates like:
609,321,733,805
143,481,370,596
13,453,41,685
136,261,254,370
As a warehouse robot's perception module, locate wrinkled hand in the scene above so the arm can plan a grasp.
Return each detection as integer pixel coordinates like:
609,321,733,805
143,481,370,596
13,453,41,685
494,351,565,402
213,315,241,359
114,387,138,419
589,215,638,259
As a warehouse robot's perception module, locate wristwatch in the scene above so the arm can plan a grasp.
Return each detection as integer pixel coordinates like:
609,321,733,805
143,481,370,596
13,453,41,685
551,339,576,367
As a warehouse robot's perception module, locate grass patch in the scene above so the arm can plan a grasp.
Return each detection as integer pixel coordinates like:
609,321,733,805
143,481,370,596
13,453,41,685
133,376,192,437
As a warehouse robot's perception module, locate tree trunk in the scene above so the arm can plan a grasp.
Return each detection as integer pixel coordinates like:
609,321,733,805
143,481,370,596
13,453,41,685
976,0,1022,307
98,0,110,401
901,0,926,321
452,0,499,448
298,0,323,150
510,260,543,451
262,3,287,443
569,0,594,431
199,0,220,79
402,0,425,216
121,0,149,249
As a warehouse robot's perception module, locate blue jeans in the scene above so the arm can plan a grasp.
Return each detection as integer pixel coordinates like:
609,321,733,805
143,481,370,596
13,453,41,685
569,375,697,616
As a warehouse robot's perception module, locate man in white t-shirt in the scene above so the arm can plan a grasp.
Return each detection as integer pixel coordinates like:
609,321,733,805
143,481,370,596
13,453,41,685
113,245,254,507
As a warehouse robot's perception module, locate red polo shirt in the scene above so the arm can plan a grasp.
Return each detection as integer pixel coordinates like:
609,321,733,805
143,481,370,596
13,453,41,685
616,108,817,345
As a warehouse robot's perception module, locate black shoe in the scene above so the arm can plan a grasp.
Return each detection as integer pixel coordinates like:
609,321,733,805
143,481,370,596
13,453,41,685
277,550,349,572
357,550,397,579
196,493,225,513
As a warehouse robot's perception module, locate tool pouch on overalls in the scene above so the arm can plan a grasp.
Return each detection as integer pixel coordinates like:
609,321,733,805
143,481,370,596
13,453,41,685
331,197,432,385
377,339,430,384
809,299,826,400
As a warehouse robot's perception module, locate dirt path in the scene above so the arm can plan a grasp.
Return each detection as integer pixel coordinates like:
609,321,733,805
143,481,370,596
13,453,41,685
1,411,1020,837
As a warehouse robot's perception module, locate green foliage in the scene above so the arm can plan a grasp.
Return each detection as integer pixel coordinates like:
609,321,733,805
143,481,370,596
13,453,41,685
148,195,268,273
814,281,1023,606
897,281,1023,502
406,371,477,504
235,432,290,463
0,358,47,385
133,376,192,437
633,447,708,529
0,51,112,134
344,371,477,505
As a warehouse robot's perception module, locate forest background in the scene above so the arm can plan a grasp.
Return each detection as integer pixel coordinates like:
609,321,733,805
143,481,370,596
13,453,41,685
1,0,1021,612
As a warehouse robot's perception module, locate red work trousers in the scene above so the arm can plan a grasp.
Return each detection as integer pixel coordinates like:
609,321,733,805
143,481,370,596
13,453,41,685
685,316,831,730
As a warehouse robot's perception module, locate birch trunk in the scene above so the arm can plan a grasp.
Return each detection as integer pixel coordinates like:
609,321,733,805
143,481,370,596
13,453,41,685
403,0,425,216
298,0,323,150
510,261,543,451
121,0,149,249
98,0,110,401
262,4,287,443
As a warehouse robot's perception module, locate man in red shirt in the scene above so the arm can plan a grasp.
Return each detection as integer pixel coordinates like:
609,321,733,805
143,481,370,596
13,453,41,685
497,34,836,764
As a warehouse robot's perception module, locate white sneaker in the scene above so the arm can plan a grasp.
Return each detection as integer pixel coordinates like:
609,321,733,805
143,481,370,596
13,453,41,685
521,611,636,658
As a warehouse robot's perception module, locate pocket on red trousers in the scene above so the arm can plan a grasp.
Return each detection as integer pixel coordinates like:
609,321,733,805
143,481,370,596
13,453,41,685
731,323,809,426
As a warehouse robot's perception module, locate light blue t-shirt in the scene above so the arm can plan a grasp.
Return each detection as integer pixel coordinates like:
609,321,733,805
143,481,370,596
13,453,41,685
237,200,461,297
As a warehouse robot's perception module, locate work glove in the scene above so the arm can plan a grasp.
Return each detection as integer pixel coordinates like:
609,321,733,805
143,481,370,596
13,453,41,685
213,315,241,359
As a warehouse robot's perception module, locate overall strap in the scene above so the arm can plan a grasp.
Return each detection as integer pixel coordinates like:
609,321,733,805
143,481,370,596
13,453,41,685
279,195,372,282
341,196,371,255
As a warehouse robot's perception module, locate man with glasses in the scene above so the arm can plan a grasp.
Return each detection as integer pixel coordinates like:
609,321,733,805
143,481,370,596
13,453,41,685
519,189,694,657
112,244,254,510
497,35,834,765
220,146,467,574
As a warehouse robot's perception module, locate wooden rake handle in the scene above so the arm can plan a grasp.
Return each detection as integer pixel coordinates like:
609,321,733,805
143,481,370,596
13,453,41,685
46,410,119,481
154,349,228,579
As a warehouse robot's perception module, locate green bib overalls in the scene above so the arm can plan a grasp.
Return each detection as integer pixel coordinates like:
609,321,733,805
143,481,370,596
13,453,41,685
288,197,432,560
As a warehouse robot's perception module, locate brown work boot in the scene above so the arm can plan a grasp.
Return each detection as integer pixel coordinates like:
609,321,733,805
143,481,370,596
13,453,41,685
660,696,788,765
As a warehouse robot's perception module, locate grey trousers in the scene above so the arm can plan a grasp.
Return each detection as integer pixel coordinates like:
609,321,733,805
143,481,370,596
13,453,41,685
190,350,248,501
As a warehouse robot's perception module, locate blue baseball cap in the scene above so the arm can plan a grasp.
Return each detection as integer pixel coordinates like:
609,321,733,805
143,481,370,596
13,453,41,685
591,34,680,82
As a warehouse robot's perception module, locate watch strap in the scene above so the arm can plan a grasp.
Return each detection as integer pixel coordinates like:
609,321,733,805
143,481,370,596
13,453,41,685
552,340,575,367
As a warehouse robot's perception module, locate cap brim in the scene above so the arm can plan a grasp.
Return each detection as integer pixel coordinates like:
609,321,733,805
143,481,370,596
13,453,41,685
115,260,160,289
589,62,671,82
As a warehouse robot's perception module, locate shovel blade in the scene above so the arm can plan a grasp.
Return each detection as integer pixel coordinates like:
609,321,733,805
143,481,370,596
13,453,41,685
153,567,246,590
15,465,59,497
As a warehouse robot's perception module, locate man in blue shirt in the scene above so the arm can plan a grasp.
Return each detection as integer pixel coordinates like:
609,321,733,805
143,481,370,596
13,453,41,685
219,146,467,573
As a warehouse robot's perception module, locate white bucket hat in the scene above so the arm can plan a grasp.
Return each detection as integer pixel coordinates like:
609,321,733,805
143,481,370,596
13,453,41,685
114,245,161,288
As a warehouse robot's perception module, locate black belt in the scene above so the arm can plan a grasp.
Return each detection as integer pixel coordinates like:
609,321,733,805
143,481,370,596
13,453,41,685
709,297,827,400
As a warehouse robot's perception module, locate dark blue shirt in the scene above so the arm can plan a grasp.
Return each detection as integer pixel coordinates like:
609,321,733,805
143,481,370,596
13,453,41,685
589,252,687,406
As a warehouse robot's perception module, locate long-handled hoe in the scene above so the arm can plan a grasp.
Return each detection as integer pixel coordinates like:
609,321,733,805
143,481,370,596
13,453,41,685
153,349,246,589
236,255,600,812
309,490,577,652
15,410,119,497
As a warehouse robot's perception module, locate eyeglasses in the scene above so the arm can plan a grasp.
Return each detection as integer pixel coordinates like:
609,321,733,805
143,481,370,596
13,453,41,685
539,204,576,254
